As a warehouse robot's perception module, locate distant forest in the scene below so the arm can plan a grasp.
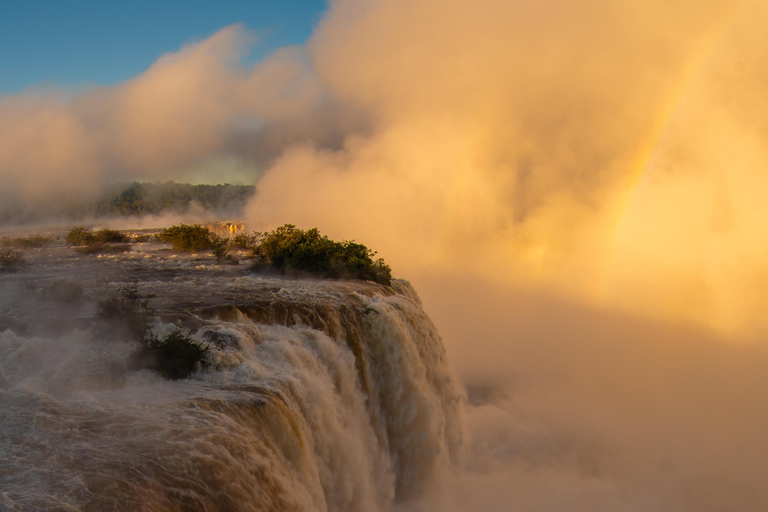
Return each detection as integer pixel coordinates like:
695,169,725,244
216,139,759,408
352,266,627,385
0,182,255,226
93,182,255,217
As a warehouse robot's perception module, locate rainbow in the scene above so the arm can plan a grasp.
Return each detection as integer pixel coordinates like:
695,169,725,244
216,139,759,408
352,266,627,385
594,1,752,305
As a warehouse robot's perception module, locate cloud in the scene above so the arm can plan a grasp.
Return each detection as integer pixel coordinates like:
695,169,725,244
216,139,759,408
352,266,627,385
5,1,767,333
0,24,364,205
5,1,768,509
407,273,768,511
239,3,768,504
246,0,768,335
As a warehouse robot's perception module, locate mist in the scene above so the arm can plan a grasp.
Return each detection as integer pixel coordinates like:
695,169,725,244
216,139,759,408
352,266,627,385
0,24,367,206
404,275,768,510
4,0,768,509
248,0,768,335
247,0,768,507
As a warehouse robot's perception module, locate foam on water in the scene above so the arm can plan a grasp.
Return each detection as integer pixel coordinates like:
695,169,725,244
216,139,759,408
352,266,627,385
0,232,466,511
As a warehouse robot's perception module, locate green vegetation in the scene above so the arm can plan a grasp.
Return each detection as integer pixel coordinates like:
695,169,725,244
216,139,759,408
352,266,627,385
156,224,237,263
67,227,129,246
66,227,92,246
157,224,219,252
0,181,254,226
93,181,254,218
74,243,131,255
154,223,392,283
128,327,208,380
0,234,51,249
67,227,130,255
98,286,208,380
92,228,127,243
251,224,392,285
210,235,231,262
0,248,25,273
229,232,259,250
153,222,392,282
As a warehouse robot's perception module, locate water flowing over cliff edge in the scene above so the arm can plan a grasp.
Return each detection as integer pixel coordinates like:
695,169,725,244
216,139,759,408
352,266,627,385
0,232,466,511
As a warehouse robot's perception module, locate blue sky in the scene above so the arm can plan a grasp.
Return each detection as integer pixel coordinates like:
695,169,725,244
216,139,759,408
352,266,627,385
0,0,328,95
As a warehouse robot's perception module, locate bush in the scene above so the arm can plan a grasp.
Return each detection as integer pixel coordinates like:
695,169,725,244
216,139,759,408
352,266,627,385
1,235,50,249
75,242,131,255
156,224,235,263
94,229,128,243
157,224,215,252
251,224,392,285
0,249,25,273
98,286,207,380
210,233,228,259
229,232,259,250
67,227,128,246
92,181,255,218
67,226,93,246
128,327,208,380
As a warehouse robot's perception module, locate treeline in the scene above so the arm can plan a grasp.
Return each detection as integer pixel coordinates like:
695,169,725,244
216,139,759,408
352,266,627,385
92,182,255,217
0,182,255,226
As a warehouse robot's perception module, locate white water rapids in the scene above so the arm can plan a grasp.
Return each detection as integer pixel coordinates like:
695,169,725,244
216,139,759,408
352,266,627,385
0,233,465,511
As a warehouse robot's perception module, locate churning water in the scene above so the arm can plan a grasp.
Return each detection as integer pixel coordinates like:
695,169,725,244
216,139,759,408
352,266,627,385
0,232,465,511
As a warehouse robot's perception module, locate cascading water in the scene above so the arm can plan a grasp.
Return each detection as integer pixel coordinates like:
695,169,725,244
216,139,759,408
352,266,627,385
0,232,466,511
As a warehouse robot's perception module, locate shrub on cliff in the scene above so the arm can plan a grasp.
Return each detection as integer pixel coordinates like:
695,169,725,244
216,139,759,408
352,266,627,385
157,224,215,252
67,227,128,246
128,327,208,380
251,224,392,285
157,224,235,263
98,286,207,379
67,226,93,245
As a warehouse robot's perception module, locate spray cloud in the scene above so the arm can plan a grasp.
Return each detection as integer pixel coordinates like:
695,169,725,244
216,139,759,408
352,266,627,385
4,1,768,508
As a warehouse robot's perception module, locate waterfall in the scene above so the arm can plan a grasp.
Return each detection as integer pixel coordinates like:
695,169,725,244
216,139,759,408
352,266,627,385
0,265,466,511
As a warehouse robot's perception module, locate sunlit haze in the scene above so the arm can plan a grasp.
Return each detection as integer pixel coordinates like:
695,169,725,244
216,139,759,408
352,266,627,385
2,0,768,510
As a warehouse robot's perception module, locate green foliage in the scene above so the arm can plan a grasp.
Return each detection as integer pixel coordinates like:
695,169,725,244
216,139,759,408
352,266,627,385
210,233,229,259
66,226,93,246
67,227,128,246
251,224,392,285
74,242,131,255
157,224,215,252
0,182,255,226
0,248,25,273
92,181,255,218
98,286,207,379
228,231,260,250
156,224,238,263
128,327,208,380
0,234,50,248
93,229,128,243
